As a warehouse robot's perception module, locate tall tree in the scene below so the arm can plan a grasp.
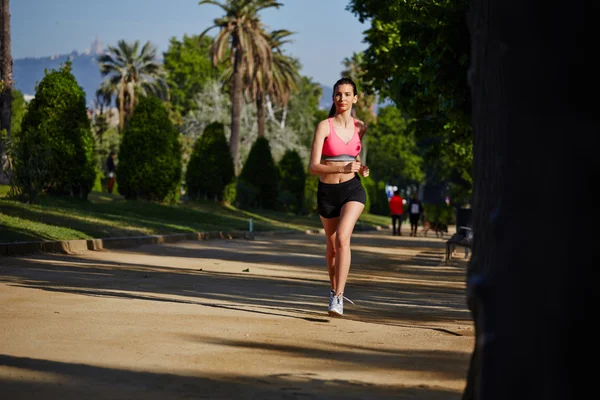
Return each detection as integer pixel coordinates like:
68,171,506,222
348,0,472,202
97,40,167,132
0,0,12,175
262,30,299,133
283,76,324,147
199,0,282,174
366,106,423,187
463,1,596,399
244,29,299,137
163,34,222,123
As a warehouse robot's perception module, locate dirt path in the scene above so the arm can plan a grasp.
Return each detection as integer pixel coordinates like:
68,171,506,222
0,230,474,399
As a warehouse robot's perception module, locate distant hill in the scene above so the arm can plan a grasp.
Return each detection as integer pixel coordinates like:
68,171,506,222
14,52,104,107
14,52,388,112
319,84,333,110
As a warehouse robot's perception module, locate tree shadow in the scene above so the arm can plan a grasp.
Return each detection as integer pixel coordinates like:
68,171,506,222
0,231,471,329
0,354,465,400
184,334,470,380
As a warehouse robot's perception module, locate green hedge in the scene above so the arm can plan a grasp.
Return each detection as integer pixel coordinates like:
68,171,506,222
117,96,182,202
303,173,319,215
185,122,234,201
423,203,455,225
11,62,96,201
277,150,305,213
237,137,279,209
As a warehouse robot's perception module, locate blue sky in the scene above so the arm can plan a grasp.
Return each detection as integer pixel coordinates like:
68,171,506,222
13,0,371,86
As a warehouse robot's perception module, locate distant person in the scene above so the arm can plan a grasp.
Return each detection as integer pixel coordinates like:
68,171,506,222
106,151,116,194
388,190,404,236
308,77,369,317
408,192,423,236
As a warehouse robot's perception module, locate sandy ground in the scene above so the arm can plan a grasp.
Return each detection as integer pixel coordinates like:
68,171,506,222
0,229,474,399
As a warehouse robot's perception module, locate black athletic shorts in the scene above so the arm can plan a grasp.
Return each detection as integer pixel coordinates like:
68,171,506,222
317,175,367,219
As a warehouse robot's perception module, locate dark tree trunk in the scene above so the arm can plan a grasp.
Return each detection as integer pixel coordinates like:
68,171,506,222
464,1,597,399
0,0,12,174
118,75,125,133
256,92,265,138
230,37,243,175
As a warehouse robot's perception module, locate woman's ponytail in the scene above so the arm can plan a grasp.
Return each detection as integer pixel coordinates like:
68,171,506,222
328,103,336,118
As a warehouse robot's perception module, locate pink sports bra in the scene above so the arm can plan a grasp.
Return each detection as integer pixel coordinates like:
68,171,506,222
321,118,362,161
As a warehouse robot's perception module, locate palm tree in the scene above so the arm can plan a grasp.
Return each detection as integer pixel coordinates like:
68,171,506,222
97,40,167,132
252,29,299,137
0,0,12,176
233,29,299,137
199,0,282,173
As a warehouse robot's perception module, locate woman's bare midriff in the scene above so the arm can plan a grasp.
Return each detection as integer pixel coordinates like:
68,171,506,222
319,160,357,184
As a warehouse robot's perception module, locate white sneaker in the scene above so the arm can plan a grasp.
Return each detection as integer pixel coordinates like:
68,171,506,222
328,293,354,317
328,289,335,309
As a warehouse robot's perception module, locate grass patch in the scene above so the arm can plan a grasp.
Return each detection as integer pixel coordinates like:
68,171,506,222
0,185,391,243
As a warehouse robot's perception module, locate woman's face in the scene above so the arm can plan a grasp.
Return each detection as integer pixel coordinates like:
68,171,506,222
333,83,357,113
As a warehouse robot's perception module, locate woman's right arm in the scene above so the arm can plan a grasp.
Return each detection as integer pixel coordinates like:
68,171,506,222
308,120,361,176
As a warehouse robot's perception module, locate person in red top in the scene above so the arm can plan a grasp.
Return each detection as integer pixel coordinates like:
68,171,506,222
389,190,404,236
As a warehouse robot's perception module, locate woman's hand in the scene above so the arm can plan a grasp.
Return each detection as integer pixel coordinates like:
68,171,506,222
359,165,370,177
343,161,362,173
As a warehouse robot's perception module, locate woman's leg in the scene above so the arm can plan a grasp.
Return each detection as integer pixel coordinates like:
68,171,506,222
320,216,339,291
334,201,365,296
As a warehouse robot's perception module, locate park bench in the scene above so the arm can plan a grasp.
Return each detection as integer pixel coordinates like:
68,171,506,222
445,226,473,264
445,208,472,264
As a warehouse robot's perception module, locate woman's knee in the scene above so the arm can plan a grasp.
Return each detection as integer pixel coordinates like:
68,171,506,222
326,238,336,256
335,232,351,250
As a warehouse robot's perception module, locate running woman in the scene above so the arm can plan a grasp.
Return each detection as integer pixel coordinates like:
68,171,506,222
308,77,369,317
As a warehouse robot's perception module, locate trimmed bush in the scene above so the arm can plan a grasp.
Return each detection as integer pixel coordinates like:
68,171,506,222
185,122,234,201
12,62,96,201
423,203,455,225
359,175,377,214
223,180,237,205
237,137,279,209
277,150,305,213
303,173,319,215
371,180,391,216
117,96,182,202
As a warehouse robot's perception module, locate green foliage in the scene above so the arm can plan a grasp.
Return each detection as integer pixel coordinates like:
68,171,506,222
92,126,120,193
237,137,279,210
277,149,305,213
423,203,455,225
98,40,168,132
360,176,390,216
303,173,319,215
185,122,235,201
12,62,96,201
95,126,120,174
11,89,27,137
342,51,377,128
163,34,221,123
348,0,472,201
285,76,325,148
117,96,182,202
359,175,376,214
370,180,390,216
223,180,237,205
368,106,424,186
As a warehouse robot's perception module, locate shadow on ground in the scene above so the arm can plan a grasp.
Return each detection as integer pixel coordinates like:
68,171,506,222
0,232,471,330
0,354,465,400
